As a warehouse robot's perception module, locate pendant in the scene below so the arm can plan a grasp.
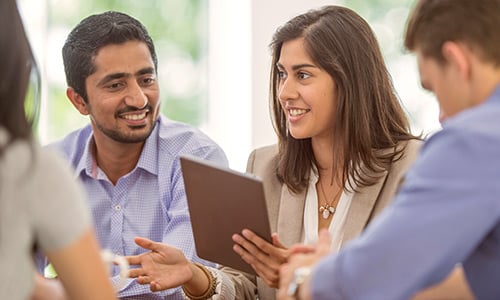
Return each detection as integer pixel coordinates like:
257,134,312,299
319,205,335,219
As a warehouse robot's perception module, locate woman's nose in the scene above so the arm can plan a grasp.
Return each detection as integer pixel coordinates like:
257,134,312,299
278,78,298,102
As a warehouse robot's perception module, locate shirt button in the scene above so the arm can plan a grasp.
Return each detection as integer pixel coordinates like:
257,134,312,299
114,205,121,211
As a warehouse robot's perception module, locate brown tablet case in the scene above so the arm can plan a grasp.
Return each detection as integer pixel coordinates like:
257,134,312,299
180,155,272,275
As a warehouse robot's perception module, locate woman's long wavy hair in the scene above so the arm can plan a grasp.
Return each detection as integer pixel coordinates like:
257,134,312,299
270,5,419,193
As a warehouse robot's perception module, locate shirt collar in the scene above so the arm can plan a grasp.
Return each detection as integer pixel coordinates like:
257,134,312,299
135,118,159,176
75,120,160,179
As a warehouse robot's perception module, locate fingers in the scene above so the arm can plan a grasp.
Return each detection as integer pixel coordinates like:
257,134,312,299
235,230,289,262
125,254,143,266
272,233,286,248
233,234,283,269
252,263,280,288
136,275,151,285
135,275,163,293
289,244,316,255
233,233,283,288
150,281,162,292
232,243,259,265
242,229,284,252
134,237,159,251
277,262,295,300
127,267,145,278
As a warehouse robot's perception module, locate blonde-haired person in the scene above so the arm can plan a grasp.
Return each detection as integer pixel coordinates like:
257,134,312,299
0,1,117,299
279,0,500,299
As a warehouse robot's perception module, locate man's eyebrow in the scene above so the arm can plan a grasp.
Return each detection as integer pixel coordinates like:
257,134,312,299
97,67,156,86
137,67,155,75
98,72,127,86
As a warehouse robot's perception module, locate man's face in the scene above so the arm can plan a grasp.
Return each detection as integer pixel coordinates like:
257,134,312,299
416,49,468,120
83,40,160,144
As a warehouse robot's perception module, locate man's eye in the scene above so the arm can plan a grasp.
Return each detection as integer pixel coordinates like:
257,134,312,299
108,82,123,89
143,77,155,84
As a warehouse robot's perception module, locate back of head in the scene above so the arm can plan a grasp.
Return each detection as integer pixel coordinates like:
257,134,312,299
62,11,158,101
405,0,500,65
0,0,35,152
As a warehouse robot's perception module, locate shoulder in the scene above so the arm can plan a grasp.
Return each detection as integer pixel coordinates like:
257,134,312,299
46,125,92,164
246,144,278,174
156,116,223,154
418,115,500,178
393,139,423,171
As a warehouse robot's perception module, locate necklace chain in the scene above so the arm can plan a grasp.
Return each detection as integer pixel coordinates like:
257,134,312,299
318,179,342,220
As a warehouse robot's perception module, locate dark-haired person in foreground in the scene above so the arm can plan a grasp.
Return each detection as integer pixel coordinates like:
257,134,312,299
278,0,500,299
0,1,118,299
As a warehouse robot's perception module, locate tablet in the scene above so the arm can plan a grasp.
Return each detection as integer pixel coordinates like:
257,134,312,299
180,155,272,275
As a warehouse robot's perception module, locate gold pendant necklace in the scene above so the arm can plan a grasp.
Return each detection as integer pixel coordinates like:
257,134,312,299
318,180,342,220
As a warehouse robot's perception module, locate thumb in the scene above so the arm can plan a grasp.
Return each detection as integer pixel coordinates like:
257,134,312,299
134,236,161,252
271,233,286,249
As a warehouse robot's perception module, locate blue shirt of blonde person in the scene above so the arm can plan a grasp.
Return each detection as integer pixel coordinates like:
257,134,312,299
44,116,227,299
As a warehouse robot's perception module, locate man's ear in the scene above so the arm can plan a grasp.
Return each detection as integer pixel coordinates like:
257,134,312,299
442,41,471,81
66,87,89,115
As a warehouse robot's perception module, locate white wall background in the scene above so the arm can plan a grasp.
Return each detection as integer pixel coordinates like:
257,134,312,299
19,0,440,172
208,0,343,171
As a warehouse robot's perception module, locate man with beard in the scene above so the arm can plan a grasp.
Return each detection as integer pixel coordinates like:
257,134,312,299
37,11,227,299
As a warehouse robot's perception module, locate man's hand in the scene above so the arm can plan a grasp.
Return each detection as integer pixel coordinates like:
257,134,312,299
277,229,332,300
126,237,193,292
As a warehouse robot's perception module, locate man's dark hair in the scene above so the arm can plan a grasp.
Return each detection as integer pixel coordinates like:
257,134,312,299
62,11,158,101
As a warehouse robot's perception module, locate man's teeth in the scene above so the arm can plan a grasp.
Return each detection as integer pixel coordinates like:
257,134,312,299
289,109,308,116
123,112,146,120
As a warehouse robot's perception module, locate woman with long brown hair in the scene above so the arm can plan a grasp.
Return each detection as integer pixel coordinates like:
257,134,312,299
123,5,421,299
230,5,421,297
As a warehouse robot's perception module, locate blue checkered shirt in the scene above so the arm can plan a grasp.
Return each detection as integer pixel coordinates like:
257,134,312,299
42,115,228,299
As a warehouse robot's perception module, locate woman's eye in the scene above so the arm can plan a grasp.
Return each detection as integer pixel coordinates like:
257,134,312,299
277,70,287,80
298,72,310,80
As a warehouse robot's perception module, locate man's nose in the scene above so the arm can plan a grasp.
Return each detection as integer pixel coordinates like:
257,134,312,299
124,81,147,108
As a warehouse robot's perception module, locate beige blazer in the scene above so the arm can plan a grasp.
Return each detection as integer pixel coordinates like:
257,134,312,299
221,139,422,300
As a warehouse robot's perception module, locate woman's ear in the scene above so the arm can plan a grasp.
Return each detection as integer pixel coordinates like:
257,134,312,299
66,87,89,115
441,41,471,81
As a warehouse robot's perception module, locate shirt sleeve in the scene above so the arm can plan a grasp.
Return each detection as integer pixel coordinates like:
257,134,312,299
161,143,228,262
141,144,228,298
311,127,500,299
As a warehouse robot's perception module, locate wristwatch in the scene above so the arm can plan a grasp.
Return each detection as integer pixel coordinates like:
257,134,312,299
287,267,311,298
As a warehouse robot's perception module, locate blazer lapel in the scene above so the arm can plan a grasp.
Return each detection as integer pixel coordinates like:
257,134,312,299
277,185,306,247
340,170,388,247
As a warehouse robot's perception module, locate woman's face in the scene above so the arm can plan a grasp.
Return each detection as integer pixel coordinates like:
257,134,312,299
277,37,337,141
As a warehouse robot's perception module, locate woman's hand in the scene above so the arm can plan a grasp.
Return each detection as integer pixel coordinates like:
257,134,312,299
232,230,290,288
126,237,193,292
